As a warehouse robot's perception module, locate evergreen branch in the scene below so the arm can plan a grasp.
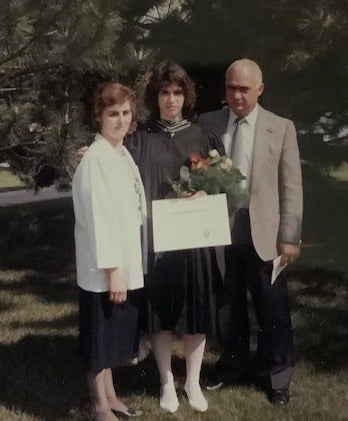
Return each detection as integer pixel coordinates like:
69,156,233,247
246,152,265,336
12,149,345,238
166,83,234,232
69,15,112,60
134,20,158,29
154,5,161,19
0,116,16,138
0,0,71,66
64,15,81,44
6,147,38,162
0,139,46,152
167,0,173,15
73,27,106,59
181,11,191,23
1,62,63,81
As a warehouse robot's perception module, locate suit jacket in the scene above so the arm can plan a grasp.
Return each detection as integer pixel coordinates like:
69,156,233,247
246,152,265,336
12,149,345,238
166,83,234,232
72,134,147,292
199,106,302,261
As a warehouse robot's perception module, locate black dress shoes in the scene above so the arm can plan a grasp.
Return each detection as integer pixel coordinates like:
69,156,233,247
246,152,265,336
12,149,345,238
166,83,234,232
268,389,290,404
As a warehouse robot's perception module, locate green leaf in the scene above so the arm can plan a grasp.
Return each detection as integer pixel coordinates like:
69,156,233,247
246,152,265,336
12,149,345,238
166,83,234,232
180,165,190,181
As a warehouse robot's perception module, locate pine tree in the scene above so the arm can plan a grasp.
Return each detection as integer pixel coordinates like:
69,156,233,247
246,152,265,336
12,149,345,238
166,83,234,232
1,0,347,189
0,0,158,188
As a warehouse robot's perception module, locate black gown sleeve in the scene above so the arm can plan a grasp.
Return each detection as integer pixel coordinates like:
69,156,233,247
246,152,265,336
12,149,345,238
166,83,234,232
208,129,224,156
199,126,225,157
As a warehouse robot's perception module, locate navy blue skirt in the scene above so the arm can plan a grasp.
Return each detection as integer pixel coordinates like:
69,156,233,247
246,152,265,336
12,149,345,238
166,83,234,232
78,287,145,372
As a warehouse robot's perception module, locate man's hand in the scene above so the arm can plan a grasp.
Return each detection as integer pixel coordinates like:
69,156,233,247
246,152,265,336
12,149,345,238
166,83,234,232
104,268,127,304
76,145,89,161
277,242,301,266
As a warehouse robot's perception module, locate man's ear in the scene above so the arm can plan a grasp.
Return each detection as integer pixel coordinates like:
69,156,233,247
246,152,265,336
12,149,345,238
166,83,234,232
258,83,265,96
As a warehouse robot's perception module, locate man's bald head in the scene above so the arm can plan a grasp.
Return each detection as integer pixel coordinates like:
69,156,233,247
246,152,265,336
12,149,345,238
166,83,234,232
226,59,263,85
225,58,264,117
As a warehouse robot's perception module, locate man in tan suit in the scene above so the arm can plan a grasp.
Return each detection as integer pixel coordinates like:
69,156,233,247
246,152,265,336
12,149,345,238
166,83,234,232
199,59,302,404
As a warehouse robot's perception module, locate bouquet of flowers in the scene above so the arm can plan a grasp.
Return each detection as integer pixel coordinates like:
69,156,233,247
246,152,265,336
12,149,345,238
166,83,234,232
172,149,247,204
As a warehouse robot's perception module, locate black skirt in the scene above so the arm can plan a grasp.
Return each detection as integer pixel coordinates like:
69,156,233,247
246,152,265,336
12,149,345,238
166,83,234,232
145,248,221,337
78,287,145,372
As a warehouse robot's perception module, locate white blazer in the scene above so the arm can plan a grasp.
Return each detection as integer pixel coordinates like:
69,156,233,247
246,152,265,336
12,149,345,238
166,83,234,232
72,134,147,292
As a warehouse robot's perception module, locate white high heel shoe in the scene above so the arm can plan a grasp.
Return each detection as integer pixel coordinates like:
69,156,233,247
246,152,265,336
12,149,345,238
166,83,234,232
159,385,179,413
160,396,179,413
184,387,208,412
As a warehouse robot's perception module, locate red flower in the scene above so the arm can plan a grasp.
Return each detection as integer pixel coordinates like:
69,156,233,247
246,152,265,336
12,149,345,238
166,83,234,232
196,159,209,170
189,153,202,164
190,153,210,170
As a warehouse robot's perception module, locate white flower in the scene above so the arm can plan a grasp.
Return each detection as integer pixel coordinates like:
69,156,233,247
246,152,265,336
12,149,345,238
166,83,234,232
220,157,233,171
209,149,219,158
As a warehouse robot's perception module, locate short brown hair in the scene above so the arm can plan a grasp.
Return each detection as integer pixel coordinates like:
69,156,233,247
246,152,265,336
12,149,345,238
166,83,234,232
144,61,196,119
92,82,137,128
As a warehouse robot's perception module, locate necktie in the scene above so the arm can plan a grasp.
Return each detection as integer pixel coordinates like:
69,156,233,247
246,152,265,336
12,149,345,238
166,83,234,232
231,117,249,195
230,117,244,165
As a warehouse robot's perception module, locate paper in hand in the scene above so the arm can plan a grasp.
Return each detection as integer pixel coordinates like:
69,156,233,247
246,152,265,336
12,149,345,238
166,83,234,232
271,255,288,284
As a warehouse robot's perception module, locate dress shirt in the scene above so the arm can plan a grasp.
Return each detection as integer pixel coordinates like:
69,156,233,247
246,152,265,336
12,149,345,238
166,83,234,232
223,104,259,192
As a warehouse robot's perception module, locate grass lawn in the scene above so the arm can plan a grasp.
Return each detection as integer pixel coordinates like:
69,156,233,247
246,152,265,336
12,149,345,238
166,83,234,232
329,161,348,182
0,252,347,420
0,170,347,420
0,169,25,191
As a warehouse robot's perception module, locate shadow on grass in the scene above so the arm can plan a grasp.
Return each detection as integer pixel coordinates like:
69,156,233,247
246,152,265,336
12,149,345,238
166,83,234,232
7,313,78,331
289,268,348,372
0,198,75,274
0,335,197,419
301,166,348,273
0,270,77,305
0,272,346,419
202,267,348,381
0,334,86,420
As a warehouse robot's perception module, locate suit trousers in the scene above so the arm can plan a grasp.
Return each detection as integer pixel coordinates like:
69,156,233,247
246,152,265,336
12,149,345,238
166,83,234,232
216,239,296,390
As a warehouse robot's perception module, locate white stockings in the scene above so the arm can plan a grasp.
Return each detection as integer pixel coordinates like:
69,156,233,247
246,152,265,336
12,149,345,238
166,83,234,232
150,331,208,412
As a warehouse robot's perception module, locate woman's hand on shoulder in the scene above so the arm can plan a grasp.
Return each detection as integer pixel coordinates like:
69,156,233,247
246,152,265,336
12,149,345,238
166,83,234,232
104,268,127,304
76,145,89,161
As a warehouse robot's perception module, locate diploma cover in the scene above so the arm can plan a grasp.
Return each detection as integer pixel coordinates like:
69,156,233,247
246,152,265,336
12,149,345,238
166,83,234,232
152,193,231,252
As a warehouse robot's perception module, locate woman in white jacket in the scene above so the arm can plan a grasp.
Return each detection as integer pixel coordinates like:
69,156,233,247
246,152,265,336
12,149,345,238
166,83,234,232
72,83,146,421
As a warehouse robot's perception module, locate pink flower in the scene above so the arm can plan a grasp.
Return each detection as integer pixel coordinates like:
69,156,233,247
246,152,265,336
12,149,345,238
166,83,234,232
196,159,209,170
189,153,202,164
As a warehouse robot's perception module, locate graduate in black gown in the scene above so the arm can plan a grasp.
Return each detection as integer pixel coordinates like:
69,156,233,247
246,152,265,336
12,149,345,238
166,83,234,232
128,61,221,413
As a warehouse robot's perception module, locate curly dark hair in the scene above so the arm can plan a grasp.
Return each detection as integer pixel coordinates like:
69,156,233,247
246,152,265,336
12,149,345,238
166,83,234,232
144,61,196,119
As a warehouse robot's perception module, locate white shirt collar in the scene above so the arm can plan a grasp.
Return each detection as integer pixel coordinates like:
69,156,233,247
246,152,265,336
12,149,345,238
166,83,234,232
229,103,259,127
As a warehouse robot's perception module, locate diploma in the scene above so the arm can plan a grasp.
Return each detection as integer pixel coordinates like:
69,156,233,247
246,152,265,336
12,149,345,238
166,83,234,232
152,193,231,252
